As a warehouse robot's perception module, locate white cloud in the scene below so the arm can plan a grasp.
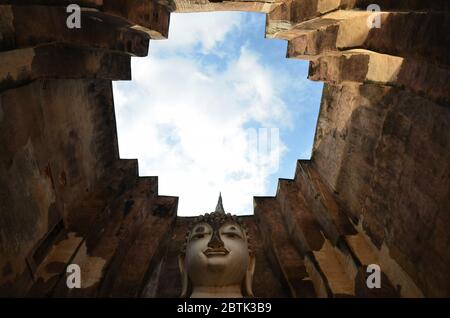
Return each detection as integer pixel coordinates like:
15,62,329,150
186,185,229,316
154,12,242,54
113,13,292,216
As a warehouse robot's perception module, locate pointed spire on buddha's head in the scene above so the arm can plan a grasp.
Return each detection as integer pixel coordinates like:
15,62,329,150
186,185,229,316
215,192,225,214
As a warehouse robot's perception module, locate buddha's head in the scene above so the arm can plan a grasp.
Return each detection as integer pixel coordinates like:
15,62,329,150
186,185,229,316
178,194,255,298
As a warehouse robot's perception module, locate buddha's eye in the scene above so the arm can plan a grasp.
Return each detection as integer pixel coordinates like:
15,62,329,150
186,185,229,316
224,232,240,239
192,233,206,240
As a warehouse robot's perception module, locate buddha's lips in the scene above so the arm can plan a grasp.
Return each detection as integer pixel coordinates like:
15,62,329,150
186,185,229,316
203,247,229,257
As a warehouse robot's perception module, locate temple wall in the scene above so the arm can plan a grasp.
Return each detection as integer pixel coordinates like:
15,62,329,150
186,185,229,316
0,79,119,294
312,83,449,296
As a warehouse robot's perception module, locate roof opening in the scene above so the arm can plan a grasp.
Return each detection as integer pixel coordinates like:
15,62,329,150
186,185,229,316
113,12,323,216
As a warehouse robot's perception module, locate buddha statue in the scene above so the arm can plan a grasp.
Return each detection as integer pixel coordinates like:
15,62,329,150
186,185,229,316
178,194,255,298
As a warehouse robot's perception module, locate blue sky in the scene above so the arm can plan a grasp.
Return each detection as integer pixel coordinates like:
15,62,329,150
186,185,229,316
113,12,323,216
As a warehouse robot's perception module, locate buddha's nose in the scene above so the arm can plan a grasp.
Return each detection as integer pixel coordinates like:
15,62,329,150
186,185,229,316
207,230,224,249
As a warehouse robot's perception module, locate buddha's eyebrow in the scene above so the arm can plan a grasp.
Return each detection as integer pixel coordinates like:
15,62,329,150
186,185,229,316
223,226,241,233
195,226,205,233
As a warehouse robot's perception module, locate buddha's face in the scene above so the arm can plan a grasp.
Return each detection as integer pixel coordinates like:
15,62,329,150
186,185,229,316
184,221,250,287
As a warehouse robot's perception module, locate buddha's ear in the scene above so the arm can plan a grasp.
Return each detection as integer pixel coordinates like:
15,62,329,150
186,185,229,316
243,254,255,297
178,255,189,298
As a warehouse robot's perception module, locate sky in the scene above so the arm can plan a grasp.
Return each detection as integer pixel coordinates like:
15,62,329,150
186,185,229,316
113,12,323,216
